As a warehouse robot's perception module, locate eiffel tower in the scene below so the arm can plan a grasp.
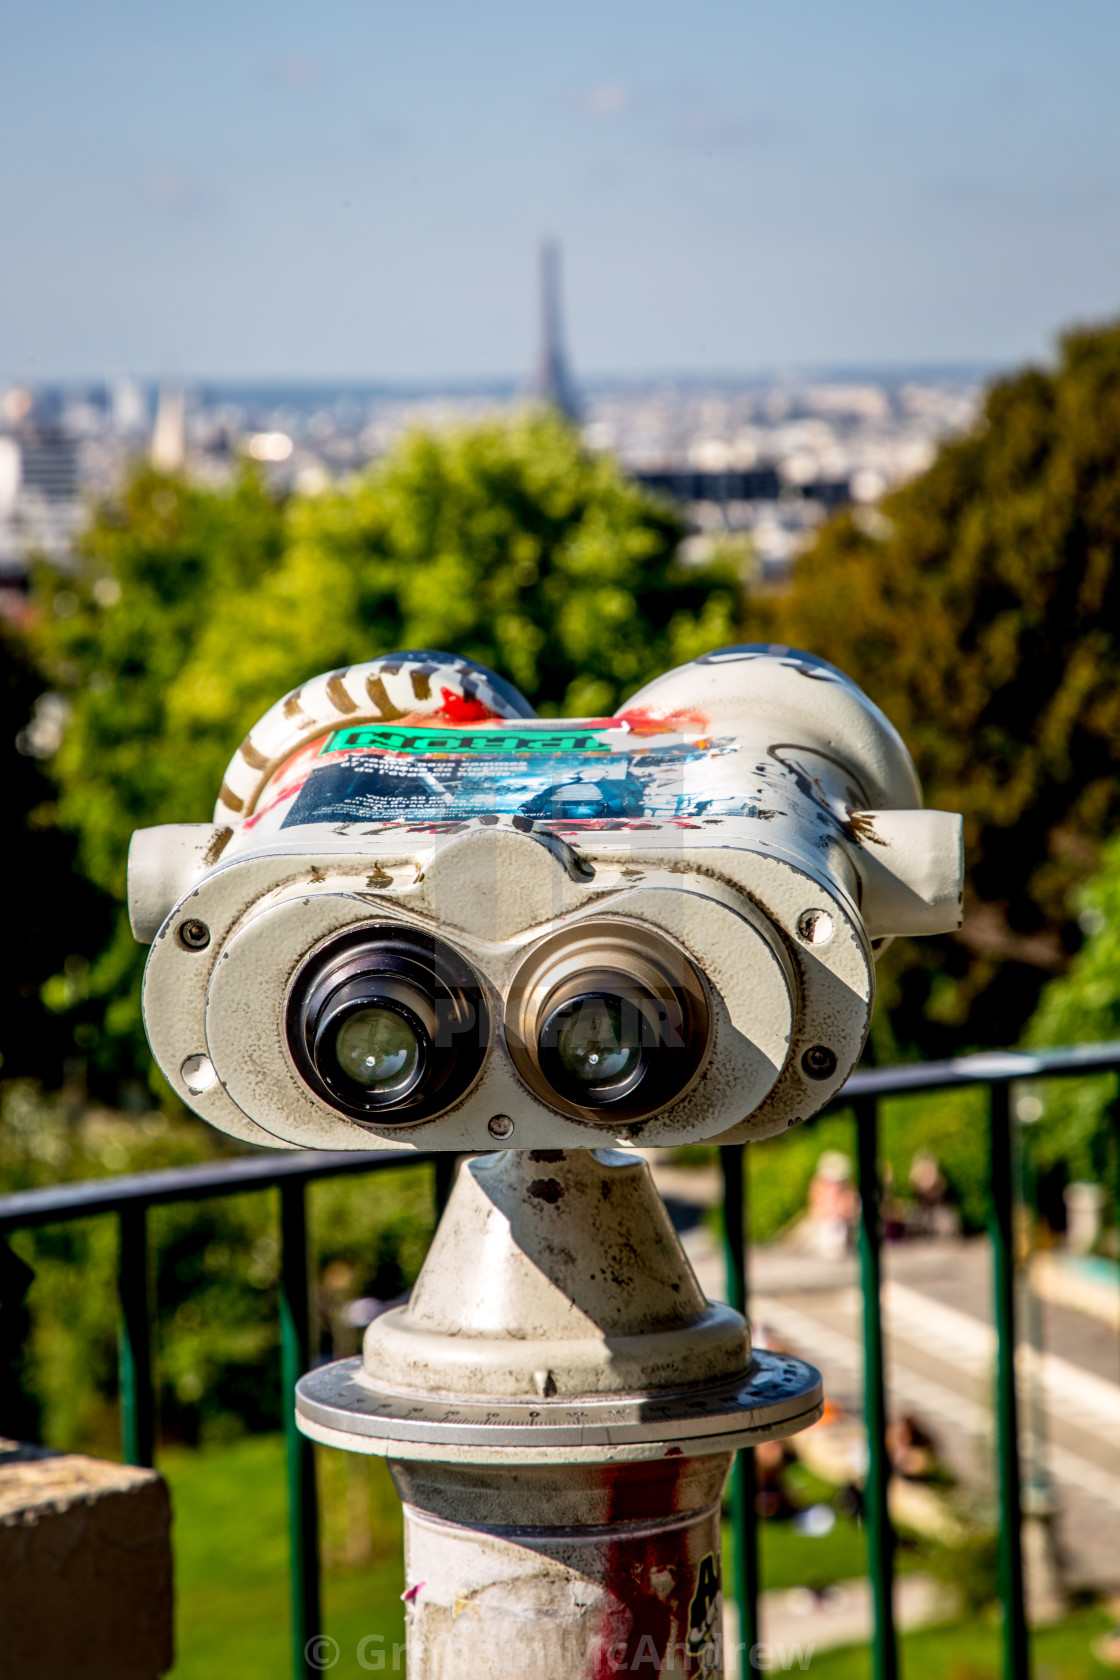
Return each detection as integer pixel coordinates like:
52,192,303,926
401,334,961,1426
530,241,581,423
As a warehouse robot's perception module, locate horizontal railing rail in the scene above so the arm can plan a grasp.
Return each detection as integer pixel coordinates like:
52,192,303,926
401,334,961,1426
0,1146,437,1232
1,1043,1119,1680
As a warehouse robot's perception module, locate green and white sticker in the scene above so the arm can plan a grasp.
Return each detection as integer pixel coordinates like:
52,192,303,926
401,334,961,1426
319,725,621,757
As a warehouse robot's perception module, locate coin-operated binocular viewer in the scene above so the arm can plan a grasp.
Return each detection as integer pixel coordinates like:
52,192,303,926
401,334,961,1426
131,644,962,1678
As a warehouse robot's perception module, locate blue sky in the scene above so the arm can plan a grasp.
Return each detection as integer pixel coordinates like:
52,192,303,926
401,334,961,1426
3,0,1119,381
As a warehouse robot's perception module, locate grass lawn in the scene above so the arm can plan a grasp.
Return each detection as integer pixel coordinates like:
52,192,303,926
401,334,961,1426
749,1463,930,1594
163,1433,406,1679
802,1607,1117,1679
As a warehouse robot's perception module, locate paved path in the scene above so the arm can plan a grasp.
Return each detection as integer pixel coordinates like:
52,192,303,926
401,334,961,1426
724,1575,950,1678
650,1167,1120,1597
749,1240,1119,1595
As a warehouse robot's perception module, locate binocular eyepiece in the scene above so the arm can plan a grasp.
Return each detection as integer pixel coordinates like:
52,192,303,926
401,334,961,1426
287,917,708,1127
287,925,489,1123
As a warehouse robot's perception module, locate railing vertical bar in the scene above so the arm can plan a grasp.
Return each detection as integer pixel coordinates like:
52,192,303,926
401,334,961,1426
0,1235,35,1441
720,1144,759,1670
118,1203,155,1468
854,1095,897,1680
279,1179,322,1680
1016,1105,1050,1515
990,1082,1030,1680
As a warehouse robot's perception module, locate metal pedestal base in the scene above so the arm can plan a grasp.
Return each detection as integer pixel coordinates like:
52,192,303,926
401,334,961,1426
295,1148,823,1678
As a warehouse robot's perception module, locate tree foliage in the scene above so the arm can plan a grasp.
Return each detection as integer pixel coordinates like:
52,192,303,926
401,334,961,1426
1022,833,1120,1223
752,319,1120,1056
29,412,739,1086
25,465,287,1086
0,620,112,1087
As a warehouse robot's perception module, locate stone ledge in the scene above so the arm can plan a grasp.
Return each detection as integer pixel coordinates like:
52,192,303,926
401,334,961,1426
0,1438,173,1679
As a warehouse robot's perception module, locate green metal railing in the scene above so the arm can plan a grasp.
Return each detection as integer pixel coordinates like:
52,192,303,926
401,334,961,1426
2,1043,1119,1679
718,1043,1120,1680
0,1148,436,1680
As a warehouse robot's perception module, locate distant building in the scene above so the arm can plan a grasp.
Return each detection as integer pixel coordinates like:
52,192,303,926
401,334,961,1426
0,364,977,592
0,424,84,576
112,377,148,436
633,465,782,504
151,386,186,471
17,427,80,503
529,242,581,423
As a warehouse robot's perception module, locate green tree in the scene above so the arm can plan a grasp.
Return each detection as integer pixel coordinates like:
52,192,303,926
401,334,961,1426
27,465,287,1089
161,411,734,752
31,413,739,1087
752,319,1120,1056
0,619,113,1087
1021,833,1120,1226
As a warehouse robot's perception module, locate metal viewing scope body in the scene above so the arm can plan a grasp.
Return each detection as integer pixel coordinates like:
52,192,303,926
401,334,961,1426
130,644,963,1680
131,643,963,1152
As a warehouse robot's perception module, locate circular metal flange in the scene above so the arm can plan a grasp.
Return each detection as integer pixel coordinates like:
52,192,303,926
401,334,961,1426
295,1348,822,1465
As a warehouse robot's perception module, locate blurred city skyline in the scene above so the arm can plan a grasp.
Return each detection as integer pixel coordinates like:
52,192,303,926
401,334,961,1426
3,0,1120,383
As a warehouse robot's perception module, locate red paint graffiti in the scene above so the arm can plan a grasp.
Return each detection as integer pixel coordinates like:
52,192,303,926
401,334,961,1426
616,704,709,737
588,1459,717,1678
436,687,501,724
